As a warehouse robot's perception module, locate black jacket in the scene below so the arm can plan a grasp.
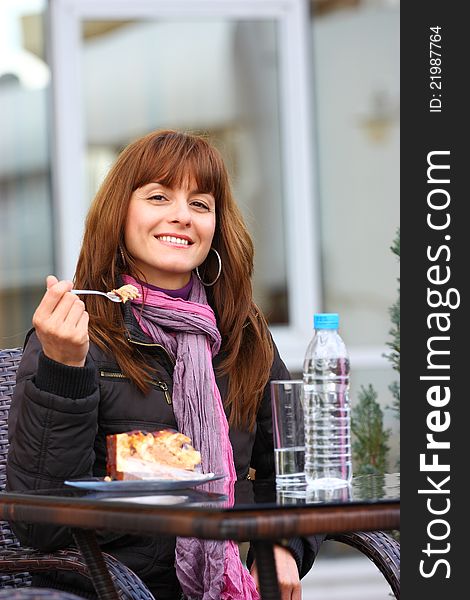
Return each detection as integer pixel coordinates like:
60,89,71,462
6,303,322,599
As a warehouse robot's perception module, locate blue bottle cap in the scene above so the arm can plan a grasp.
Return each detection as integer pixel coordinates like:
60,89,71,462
314,313,339,329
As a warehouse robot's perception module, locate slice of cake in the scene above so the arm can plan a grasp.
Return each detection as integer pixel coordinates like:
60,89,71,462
106,429,202,480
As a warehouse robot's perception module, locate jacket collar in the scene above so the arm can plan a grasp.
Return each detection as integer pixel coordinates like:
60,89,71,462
116,275,175,370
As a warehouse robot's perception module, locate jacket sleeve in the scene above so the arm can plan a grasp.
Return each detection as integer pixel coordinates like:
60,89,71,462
6,331,100,550
248,340,324,578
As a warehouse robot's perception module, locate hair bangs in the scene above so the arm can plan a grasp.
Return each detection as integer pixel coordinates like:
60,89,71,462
132,132,225,201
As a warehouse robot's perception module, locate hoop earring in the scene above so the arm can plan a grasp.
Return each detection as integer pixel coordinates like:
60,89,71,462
196,248,222,287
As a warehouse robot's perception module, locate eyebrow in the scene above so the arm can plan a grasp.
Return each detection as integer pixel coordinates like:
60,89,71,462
148,182,214,199
189,189,214,198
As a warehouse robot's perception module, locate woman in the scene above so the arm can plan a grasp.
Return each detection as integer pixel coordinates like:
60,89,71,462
6,130,322,600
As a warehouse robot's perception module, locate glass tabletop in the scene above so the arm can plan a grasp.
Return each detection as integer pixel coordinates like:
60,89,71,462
273,473,400,506
5,473,399,511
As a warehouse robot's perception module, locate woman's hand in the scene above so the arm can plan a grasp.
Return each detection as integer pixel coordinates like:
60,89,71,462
32,275,90,367
250,545,302,600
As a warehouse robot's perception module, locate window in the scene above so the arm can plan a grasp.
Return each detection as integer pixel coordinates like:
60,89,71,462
0,0,52,348
48,0,320,369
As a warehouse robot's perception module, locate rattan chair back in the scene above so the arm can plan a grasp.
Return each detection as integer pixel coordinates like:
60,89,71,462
0,347,29,588
0,587,85,599
0,347,155,599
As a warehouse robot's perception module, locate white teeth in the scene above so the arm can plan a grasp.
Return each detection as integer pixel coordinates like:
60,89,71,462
157,235,189,245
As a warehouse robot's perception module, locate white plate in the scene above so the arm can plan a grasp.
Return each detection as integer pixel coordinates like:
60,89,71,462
64,473,224,492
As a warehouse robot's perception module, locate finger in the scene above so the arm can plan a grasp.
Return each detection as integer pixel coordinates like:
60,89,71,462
291,582,302,600
33,292,77,337
279,580,294,600
37,290,78,328
249,565,259,591
35,279,74,321
63,298,88,329
46,279,73,298
46,275,59,289
281,589,290,600
41,305,89,360
49,284,75,311
60,311,89,347
78,310,90,335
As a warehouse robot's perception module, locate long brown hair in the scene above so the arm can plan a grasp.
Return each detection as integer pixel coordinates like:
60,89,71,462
74,130,274,430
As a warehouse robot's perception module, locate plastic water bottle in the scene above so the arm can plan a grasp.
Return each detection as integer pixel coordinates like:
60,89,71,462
303,313,352,487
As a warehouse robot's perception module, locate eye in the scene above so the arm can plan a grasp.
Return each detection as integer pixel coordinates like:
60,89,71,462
190,200,211,212
148,194,167,203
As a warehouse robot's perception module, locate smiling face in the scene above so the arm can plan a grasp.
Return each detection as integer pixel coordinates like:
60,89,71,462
124,181,216,289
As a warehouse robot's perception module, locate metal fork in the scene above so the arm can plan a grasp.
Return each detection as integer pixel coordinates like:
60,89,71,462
71,290,122,302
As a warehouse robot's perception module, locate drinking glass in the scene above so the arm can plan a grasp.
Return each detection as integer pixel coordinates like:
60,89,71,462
270,379,305,486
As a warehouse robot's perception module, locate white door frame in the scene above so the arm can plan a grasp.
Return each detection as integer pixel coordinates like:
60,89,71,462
47,0,320,370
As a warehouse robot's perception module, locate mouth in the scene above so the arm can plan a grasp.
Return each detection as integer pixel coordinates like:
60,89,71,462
155,234,193,246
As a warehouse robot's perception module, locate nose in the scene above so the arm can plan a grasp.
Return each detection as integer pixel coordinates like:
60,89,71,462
168,197,191,226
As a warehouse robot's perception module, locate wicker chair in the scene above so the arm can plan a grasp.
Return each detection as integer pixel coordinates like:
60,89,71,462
0,347,155,600
0,588,85,599
325,530,400,598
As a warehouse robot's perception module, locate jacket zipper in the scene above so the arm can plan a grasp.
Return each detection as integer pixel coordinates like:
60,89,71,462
127,338,175,366
99,370,172,404
155,381,172,405
99,370,127,379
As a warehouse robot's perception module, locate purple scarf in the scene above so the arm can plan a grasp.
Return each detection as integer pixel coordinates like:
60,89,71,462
122,274,259,600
